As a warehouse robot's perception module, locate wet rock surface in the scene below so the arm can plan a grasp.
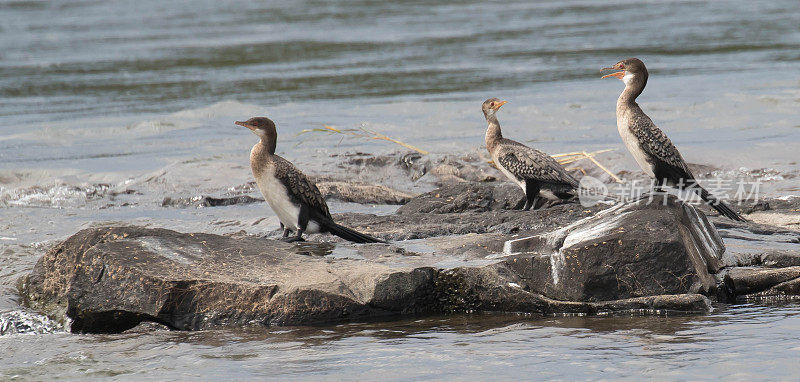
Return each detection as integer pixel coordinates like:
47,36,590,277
396,182,526,213
18,181,800,333
503,196,723,302
741,197,800,230
722,267,800,300
161,195,263,208
19,225,713,334
313,179,416,205
160,179,415,208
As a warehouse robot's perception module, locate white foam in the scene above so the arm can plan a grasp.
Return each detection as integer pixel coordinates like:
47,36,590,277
0,310,64,336
0,183,110,208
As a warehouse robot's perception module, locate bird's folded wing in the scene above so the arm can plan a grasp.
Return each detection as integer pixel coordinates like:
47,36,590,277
274,158,332,219
497,144,578,187
630,114,693,177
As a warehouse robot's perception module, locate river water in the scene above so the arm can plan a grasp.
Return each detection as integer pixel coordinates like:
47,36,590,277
1,0,799,379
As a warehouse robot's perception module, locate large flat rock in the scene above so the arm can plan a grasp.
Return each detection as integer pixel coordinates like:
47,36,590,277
18,182,800,333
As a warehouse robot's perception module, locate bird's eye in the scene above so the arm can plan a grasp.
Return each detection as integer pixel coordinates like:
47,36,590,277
490,102,495,107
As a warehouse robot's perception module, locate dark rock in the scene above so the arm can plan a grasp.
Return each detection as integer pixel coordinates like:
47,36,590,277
743,201,771,213
735,196,800,230
161,195,263,208
723,267,800,300
714,219,800,267
342,151,429,181
20,227,420,333
427,154,498,184
502,194,723,301
756,197,800,213
18,225,713,334
20,193,722,334
396,182,526,213
433,266,710,315
314,179,415,205
18,179,800,333
337,201,605,241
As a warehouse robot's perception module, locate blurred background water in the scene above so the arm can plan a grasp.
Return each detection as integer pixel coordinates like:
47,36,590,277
1,0,799,379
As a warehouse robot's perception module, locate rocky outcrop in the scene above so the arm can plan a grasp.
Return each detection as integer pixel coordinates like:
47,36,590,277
503,195,724,302
160,180,414,208
396,182,526,213
17,181,800,333
19,224,714,334
161,195,262,208
314,179,416,205
335,182,607,241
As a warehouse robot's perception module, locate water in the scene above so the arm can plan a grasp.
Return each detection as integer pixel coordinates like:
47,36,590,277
3,305,800,380
1,0,799,379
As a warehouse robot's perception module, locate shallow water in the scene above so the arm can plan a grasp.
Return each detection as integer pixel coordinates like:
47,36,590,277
4,304,800,380
1,0,800,379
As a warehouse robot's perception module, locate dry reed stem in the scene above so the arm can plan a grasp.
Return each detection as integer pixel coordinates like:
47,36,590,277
297,125,428,155
299,126,621,182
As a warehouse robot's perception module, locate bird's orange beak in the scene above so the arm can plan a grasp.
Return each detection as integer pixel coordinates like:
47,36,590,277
494,100,508,110
235,121,256,131
601,65,626,80
601,71,625,79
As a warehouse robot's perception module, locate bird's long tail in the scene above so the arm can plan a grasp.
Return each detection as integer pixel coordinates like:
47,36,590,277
319,220,387,243
687,181,747,222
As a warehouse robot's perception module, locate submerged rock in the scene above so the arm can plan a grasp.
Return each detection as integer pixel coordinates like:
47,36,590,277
723,267,800,300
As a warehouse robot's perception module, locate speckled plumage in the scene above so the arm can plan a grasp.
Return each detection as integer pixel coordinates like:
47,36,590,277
240,116,385,242
482,98,578,210
619,103,692,179
250,143,331,221
494,139,579,189
606,57,745,221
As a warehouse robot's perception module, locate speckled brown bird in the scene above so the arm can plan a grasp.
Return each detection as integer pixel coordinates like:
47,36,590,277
482,98,579,210
602,57,745,221
237,117,386,243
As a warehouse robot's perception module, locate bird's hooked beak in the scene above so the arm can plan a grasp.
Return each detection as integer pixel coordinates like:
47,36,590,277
235,120,256,131
601,64,625,80
493,100,508,110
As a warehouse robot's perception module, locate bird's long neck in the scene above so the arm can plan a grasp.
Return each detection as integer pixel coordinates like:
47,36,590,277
260,130,277,155
250,131,277,175
485,114,502,152
617,73,647,111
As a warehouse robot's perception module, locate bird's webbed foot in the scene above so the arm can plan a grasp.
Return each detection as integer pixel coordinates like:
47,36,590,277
280,228,305,243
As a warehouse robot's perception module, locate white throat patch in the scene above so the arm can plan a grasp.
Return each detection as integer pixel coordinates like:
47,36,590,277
254,129,268,139
622,72,635,85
